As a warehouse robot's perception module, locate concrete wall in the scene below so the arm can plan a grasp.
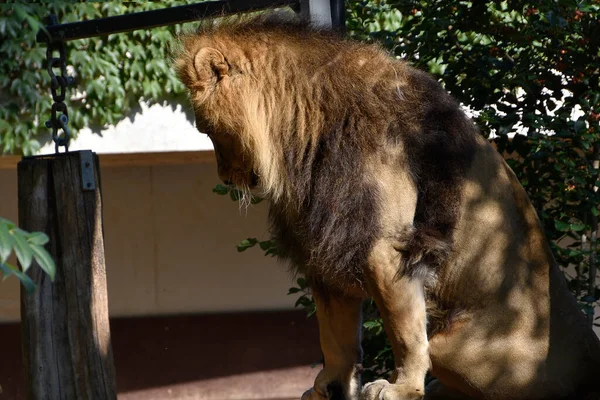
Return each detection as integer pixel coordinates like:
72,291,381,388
0,154,298,322
1,152,598,337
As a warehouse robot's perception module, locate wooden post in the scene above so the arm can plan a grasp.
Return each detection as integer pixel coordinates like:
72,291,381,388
18,151,116,400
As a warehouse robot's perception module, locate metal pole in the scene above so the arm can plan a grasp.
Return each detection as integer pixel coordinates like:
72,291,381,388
299,0,331,27
37,0,300,43
330,0,346,32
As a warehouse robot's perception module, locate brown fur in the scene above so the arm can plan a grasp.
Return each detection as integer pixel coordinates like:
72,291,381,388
176,15,471,290
175,14,600,400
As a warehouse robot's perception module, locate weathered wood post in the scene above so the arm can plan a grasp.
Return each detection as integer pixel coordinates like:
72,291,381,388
18,151,116,400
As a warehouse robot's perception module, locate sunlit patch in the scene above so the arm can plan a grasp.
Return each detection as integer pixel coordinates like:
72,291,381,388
118,365,319,400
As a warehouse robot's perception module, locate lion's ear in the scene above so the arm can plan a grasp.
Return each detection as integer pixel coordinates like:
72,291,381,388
194,47,229,82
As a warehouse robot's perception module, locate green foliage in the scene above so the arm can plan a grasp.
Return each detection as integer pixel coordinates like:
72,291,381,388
1,2,201,291
0,1,196,155
287,277,316,317
236,238,278,256
0,217,55,293
360,300,394,381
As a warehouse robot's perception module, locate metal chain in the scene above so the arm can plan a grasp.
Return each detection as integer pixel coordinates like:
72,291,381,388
44,33,73,153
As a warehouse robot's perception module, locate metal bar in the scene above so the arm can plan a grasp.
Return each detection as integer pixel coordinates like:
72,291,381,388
37,0,300,42
330,0,346,32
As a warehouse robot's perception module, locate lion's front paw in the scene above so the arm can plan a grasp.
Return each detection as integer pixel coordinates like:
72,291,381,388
361,380,424,400
302,388,327,400
303,365,361,400
302,381,354,400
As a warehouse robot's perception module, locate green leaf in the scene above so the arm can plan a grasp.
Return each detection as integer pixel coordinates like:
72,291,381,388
212,184,231,195
250,195,263,204
264,248,278,257
573,119,587,133
12,229,33,271
236,238,258,252
230,189,244,202
0,262,36,293
0,263,11,282
363,320,381,329
554,220,570,232
27,232,49,246
30,244,56,281
296,277,307,288
259,240,275,251
295,295,313,308
0,221,13,261
570,223,586,232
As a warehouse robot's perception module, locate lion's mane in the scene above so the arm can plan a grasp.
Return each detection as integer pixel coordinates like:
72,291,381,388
176,14,478,291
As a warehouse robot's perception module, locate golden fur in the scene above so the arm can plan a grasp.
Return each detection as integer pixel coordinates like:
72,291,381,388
176,16,414,204
176,14,600,400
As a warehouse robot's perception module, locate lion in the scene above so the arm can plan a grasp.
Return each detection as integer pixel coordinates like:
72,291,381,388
175,14,600,400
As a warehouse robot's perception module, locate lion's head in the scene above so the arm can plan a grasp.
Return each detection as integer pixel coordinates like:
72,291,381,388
176,18,298,198
175,15,396,202
176,32,259,191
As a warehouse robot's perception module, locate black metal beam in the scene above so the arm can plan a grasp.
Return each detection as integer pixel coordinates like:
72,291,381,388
36,0,300,43
330,0,346,33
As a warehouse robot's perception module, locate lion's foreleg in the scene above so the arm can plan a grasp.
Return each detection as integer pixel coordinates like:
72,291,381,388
362,249,429,400
302,291,363,400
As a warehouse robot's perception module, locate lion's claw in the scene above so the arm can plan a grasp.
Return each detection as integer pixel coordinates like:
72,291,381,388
361,380,424,400
361,380,390,400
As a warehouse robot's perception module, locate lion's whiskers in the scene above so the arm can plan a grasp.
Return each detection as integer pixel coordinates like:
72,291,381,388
236,184,253,212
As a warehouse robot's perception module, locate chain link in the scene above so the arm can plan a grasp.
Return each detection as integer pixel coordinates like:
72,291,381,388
45,38,73,153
